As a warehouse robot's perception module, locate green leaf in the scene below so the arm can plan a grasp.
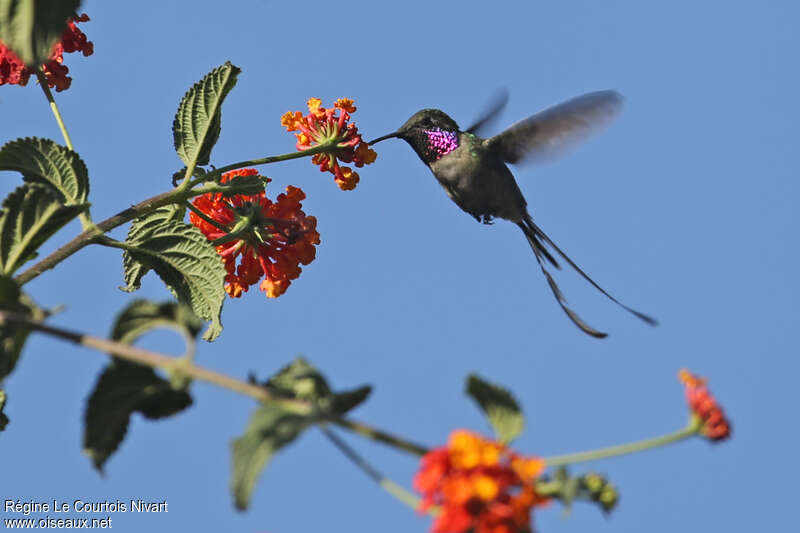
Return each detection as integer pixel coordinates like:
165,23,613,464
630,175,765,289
0,389,8,431
0,138,89,205
0,0,81,67
232,358,371,510
465,374,524,444
0,275,45,380
83,360,192,473
265,357,332,401
261,357,372,416
173,62,240,169
231,403,310,510
111,299,203,344
122,214,225,341
330,385,373,415
0,184,88,275
119,206,187,288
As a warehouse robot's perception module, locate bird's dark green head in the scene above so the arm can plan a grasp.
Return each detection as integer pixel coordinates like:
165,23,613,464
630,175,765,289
368,109,460,145
397,109,460,135
368,109,461,164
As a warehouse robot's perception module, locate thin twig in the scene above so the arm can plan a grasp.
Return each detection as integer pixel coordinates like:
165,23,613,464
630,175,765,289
0,310,432,455
320,426,424,511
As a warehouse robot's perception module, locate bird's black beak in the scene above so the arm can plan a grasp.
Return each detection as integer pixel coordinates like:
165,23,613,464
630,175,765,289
367,131,402,145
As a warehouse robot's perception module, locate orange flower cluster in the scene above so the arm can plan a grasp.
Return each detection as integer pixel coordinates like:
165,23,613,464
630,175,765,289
679,369,731,442
414,430,547,533
281,98,377,190
0,13,93,91
189,168,319,299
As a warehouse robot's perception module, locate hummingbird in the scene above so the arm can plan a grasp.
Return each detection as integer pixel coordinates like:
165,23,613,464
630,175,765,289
368,90,657,338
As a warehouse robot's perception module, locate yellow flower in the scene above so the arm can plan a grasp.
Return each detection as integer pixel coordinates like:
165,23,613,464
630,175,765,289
472,475,499,501
449,431,482,469
480,442,501,466
307,97,324,116
335,98,356,113
512,457,545,481
334,167,359,191
281,111,303,131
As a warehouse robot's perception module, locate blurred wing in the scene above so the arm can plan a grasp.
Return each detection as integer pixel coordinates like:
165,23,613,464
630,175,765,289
466,88,509,136
488,90,623,164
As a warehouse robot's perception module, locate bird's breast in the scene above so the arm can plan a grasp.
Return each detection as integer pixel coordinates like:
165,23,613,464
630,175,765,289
428,137,528,222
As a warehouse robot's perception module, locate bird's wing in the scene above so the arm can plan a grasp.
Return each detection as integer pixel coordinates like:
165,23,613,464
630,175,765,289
488,90,623,164
466,89,509,136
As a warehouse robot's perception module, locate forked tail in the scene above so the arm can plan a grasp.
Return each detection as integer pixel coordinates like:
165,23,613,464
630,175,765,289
517,215,657,338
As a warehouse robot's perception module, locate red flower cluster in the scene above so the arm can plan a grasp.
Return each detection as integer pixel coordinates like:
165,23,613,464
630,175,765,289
0,13,93,91
679,369,731,442
281,98,377,190
414,430,547,533
189,168,319,299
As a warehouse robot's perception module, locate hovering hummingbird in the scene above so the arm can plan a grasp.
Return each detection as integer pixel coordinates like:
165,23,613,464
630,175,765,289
368,90,656,338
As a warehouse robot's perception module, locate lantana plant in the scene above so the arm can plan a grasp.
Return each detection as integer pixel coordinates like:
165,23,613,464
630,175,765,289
0,3,731,532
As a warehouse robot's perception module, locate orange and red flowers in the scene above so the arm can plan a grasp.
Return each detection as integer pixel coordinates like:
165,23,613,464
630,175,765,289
679,369,731,442
281,98,377,191
414,430,547,533
189,168,319,299
0,13,93,91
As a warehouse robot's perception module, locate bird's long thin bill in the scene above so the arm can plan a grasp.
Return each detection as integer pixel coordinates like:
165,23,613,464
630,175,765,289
367,131,400,145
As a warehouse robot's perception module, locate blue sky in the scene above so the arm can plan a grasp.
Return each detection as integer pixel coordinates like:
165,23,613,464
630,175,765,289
1,1,797,532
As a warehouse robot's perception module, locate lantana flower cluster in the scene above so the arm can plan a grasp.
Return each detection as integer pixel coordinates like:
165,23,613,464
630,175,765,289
189,168,319,299
679,369,731,441
0,13,93,91
414,430,547,533
281,98,377,190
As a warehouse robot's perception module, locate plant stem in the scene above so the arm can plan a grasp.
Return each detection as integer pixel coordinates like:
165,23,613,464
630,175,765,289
0,310,430,455
320,426,425,512
35,70,73,151
330,416,429,456
34,69,96,229
543,422,701,467
185,202,230,233
0,310,312,415
13,180,252,286
14,136,330,285
15,189,179,285
191,144,334,187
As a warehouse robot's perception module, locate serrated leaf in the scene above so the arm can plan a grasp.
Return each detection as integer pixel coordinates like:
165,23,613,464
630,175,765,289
232,358,372,510
231,403,310,510
0,184,88,275
122,217,225,341
330,385,372,415
466,374,524,444
262,357,372,416
0,0,81,66
266,357,332,401
120,206,187,288
83,360,192,472
111,299,203,344
0,275,45,380
0,389,8,431
0,138,89,205
173,62,240,169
